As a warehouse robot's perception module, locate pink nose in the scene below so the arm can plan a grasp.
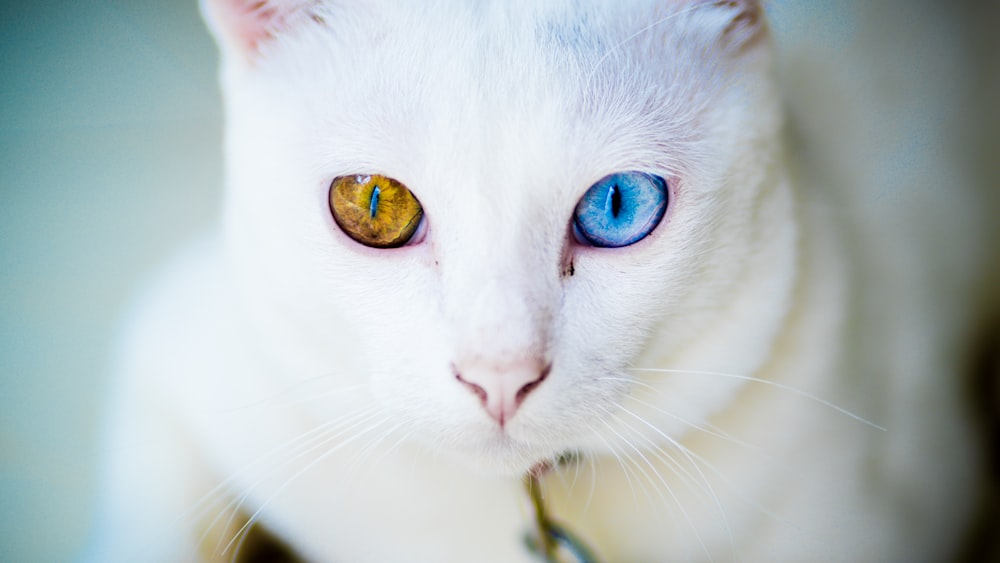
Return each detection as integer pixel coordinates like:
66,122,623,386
454,360,550,426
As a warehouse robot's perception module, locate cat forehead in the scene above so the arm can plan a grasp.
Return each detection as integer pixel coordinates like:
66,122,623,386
258,3,723,114
224,0,771,218
246,2,716,183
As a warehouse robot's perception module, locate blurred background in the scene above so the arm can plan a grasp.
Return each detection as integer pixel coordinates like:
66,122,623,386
0,1,997,561
1,1,220,559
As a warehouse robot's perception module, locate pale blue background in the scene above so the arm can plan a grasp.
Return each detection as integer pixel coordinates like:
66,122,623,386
1,1,220,559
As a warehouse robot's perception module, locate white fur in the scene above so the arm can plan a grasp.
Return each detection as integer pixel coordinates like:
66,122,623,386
89,1,985,561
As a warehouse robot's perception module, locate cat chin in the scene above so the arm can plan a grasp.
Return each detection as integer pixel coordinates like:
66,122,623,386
424,435,569,477
447,453,558,478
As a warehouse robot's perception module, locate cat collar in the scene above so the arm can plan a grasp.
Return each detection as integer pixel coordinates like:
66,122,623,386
523,472,602,563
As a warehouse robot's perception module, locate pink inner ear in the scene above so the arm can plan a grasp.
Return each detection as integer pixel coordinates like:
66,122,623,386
214,0,295,55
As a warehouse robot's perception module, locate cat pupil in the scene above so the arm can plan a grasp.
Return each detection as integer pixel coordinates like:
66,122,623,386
607,185,622,218
369,185,380,219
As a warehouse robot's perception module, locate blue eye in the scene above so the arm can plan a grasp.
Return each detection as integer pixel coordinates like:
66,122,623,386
572,172,669,248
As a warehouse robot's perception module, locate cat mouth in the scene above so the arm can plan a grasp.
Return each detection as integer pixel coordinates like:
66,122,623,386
449,434,576,475
488,440,584,479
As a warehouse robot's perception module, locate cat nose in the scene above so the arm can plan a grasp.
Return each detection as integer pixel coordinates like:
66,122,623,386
453,360,550,426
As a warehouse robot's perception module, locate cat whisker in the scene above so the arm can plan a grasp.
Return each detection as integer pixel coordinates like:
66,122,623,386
343,417,415,474
613,408,719,507
585,448,599,513
566,431,601,514
200,407,384,557
616,405,736,562
188,406,379,549
629,367,887,431
551,448,588,497
221,412,393,557
597,411,669,507
369,424,420,468
595,415,669,509
614,392,804,538
585,422,640,505
599,410,713,563
262,383,370,411
627,394,775,462
598,375,782,472
569,451,586,493
598,374,746,441
640,415,798,539
676,437,800,538
221,380,368,413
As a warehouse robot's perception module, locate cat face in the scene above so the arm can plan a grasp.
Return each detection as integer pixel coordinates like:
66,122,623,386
206,0,795,475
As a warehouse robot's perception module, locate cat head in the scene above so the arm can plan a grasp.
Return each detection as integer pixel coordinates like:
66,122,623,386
202,0,796,475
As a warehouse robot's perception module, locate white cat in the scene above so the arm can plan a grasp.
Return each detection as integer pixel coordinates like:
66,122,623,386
90,0,991,561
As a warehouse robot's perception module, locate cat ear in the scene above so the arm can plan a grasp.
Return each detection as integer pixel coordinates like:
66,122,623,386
689,0,767,53
200,0,324,63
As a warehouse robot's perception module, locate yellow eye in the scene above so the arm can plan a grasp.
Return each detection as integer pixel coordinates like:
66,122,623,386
329,174,424,248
